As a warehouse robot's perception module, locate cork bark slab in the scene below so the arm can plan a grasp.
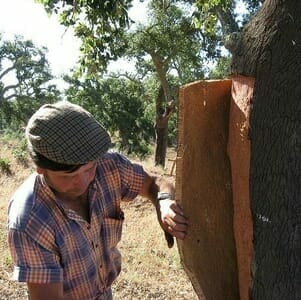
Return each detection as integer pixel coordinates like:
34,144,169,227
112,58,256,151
176,80,240,300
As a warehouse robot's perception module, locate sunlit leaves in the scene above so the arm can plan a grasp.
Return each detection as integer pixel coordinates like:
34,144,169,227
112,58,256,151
37,0,133,75
65,76,154,155
0,35,59,129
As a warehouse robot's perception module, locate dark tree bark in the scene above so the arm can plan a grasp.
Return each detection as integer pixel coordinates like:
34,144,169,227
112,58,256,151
154,85,175,167
155,123,168,167
231,0,301,298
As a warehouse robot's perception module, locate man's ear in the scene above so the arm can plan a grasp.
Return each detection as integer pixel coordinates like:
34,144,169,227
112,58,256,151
36,167,45,175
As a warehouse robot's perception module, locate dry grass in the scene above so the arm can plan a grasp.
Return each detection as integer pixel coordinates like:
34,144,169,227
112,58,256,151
113,197,197,299
0,135,197,299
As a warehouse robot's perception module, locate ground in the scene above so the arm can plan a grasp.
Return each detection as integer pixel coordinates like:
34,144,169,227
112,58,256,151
0,135,197,299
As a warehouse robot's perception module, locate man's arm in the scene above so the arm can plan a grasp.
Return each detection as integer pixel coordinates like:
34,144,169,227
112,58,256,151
8,229,67,299
27,282,72,300
139,171,188,247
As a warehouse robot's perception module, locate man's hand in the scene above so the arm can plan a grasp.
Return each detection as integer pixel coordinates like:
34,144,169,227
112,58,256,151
158,199,188,247
138,171,189,248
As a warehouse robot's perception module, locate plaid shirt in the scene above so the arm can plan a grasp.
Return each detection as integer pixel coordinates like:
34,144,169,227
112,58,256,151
8,152,144,300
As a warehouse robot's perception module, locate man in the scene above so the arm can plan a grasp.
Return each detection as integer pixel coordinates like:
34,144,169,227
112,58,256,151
7,101,188,300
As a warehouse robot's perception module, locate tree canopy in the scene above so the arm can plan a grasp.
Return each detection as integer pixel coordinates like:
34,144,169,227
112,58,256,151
0,34,59,129
30,0,264,162
38,0,134,74
64,74,155,155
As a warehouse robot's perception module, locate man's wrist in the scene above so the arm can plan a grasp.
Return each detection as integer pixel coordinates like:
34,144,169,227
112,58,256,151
157,192,173,201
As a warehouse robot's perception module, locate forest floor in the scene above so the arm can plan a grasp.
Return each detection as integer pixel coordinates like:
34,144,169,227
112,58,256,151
0,135,198,299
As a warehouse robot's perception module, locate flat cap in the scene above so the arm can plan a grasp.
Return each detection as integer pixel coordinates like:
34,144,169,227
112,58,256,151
26,101,111,165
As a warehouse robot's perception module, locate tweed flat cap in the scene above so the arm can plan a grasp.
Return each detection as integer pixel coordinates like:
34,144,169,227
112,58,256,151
26,101,111,165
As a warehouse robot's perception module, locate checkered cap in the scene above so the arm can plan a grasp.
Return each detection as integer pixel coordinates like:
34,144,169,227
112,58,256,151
26,101,111,165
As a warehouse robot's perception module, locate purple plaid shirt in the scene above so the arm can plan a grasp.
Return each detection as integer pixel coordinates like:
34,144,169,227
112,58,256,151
8,152,144,299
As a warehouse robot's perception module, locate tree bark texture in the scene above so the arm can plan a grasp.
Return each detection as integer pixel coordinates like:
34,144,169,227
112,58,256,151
155,124,168,166
154,86,175,166
231,0,301,298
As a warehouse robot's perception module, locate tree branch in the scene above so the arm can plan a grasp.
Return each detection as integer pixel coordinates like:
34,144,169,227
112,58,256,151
2,92,17,102
1,84,19,100
214,6,239,36
0,64,16,80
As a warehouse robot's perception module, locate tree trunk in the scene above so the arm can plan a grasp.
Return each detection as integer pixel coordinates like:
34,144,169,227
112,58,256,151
155,123,168,166
154,85,175,167
231,0,301,298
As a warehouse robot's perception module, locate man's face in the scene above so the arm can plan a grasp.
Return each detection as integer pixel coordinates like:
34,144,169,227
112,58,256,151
38,160,98,197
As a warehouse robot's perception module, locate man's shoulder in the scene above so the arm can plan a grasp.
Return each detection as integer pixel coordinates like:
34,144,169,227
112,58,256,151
100,151,122,161
97,151,144,183
97,151,125,169
99,151,139,167
8,174,38,230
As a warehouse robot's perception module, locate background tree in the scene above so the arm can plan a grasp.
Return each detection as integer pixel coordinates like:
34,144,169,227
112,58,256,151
0,34,59,129
38,0,212,166
207,55,231,79
38,0,134,74
125,1,208,165
64,74,154,156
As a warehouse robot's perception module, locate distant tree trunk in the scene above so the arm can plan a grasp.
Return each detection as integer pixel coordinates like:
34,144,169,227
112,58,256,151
231,0,301,298
154,122,168,167
154,85,175,166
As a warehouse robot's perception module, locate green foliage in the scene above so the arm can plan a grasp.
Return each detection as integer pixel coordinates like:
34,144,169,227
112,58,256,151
0,96,59,131
0,36,54,99
0,128,25,141
65,75,154,157
208,55,231,79
0,35,60,130
193,0,262,33
126,1,207,85
0,157,11,175
3,255,12,268
12,138,28,166
38,0,133,74
39,0,259,161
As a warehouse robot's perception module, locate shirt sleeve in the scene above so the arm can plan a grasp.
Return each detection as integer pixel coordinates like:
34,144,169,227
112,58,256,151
8,229,63,283
113,153,145,201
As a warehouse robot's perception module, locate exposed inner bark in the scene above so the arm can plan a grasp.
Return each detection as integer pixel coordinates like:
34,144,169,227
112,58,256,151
228,75,254,300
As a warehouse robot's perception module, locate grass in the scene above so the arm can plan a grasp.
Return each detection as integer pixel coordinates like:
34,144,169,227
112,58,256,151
0,134,197,299
0,158,11,175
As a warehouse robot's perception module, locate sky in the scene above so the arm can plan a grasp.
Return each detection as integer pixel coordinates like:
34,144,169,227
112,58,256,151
0,0,80,77
0,0,246,87
0,0,147,80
